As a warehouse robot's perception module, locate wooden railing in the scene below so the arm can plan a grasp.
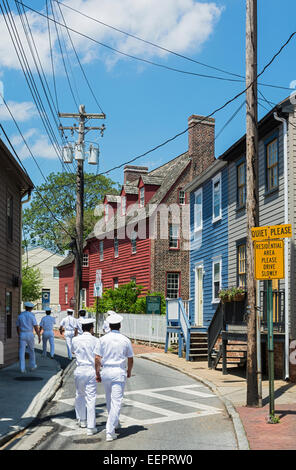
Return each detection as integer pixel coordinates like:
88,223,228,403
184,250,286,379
207,301,224,368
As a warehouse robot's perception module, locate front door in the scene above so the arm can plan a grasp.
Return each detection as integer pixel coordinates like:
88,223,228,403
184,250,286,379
195,266,203,326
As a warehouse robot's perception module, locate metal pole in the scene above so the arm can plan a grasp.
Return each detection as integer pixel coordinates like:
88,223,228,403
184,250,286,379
267,278,275,420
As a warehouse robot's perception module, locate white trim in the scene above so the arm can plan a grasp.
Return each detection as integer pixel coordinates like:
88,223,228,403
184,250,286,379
212,172,222,223
194,263,204,327
212,256,222,303
194,188,203,235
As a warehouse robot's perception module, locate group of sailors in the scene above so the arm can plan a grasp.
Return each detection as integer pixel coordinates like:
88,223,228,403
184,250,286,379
16,302,134,442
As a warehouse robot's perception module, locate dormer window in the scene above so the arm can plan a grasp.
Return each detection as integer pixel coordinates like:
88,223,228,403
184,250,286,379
139,187,145,207
121,196,126,215
105,204,109,221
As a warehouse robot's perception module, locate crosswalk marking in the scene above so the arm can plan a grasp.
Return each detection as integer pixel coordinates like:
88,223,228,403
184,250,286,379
54,384,222,434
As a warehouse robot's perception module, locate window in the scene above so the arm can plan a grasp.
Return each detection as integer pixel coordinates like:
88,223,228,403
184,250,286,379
121,196,126,215
237,162,246,208
99,240,104,261
237,244,246,288
166,272,180,299
212,258,222,302
80,288,87,308
105,204,109,221
212,174,221,222
131,232,137,254
139,187,145,207
194,188,202,233
53,267,59,279
266,138,278,192
65,284,68,304
7,195,13,242
113,277,119,289
179,190,185,205
169,224,179,249
83,253,89,267
114,237,119,257
6,291,12,339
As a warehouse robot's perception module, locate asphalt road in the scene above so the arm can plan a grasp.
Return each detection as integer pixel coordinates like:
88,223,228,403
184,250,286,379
11,344,238,451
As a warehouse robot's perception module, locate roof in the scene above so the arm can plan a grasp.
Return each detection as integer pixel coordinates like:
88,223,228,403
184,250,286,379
57,252,74,269
122,185,139,195
0,137,34,194
140,175,164,186
105,195,121,203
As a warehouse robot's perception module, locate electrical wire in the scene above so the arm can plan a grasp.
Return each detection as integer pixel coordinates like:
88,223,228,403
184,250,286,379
16,1,295,92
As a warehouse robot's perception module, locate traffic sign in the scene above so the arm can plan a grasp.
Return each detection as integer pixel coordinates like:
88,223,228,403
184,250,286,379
251,224,292,241
254,239,284,280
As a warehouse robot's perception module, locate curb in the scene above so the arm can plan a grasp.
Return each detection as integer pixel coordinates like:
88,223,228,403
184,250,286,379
137,354,250,451
0,359,73,448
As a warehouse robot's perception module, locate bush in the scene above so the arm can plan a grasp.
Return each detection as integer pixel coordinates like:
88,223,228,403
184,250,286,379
88,282,166,315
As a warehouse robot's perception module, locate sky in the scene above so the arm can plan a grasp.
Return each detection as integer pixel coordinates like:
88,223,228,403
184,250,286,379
0,0,295,190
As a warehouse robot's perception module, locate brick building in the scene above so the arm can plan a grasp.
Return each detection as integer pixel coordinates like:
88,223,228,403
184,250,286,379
0,138,33,368
58,115,215,310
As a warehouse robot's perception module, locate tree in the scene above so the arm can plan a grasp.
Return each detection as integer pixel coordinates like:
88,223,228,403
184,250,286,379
22,265,43,302
23,172,120,253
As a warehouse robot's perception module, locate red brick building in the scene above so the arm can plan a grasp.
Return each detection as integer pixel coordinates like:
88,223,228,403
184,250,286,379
58,115,215,310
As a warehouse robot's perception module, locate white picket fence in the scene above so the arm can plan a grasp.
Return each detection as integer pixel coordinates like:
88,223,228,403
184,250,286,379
33,311,173,345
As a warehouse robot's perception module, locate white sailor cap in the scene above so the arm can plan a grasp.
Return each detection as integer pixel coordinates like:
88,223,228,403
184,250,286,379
106,312,123,324
24,301,35,308
67,309,74,314
80,318,96,325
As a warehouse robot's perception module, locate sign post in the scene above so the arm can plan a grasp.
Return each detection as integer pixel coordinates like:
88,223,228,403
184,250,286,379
94,270,102,335
252,224,291,423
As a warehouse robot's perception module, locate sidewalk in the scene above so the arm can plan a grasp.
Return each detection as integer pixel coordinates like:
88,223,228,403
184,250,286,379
0,351,63,447
138,351,296,450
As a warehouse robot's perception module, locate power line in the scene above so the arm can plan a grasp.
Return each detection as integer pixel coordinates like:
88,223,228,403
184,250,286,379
46,0,59,112
16,1,295,92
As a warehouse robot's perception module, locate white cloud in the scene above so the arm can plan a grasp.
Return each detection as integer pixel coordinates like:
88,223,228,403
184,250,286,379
0,100,37,121
0,1,223,72
11,128,57,160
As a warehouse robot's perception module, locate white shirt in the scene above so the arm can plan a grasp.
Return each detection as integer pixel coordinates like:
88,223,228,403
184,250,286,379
40,315,56,333
98,330,133,370
77,317,85,335
60,315,78,335
16,311,37,333
72,332,101,368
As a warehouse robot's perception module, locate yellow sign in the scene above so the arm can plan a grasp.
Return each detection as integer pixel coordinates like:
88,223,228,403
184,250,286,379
254,239,284,280
251,224,292,241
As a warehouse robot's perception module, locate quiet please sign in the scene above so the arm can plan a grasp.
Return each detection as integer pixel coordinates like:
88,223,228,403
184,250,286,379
251,224,292,241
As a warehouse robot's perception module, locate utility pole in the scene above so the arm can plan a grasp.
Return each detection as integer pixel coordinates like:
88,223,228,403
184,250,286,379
246,0,259,406
59,105,105,315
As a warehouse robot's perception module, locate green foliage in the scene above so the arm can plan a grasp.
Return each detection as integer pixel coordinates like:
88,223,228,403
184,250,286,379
23,171,120,253
218,286,245,302
22,264,43,302
88,282,166,315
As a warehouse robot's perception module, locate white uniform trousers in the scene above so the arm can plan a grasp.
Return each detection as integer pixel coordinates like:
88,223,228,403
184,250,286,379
19,332,36,372
42,332,54,357
74,366,97,429
101,367,126,435
65,333,74,359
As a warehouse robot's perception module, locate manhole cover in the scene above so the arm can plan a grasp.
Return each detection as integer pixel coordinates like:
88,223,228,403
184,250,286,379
14,376,44,381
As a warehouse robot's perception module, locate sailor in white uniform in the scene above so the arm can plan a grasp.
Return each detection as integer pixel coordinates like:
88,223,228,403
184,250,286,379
59,309,78,359
16,301,41,373
102,311,111,334
39,308,56,358
77,309,87,335
96,312,134,442
72,318,101,435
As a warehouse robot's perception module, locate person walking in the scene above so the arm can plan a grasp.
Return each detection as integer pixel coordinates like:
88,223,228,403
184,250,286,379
77,309,87,335
39,308,56,359
16,301,41,373
102,311,111,334
96,312,134,442
59,309,78,359
72,318,101,435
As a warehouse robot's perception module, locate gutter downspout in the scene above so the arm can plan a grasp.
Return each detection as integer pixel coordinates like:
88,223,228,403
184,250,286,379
273,112,289,380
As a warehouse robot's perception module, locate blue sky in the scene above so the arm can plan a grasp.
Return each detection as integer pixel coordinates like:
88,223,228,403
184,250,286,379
0,0,295,189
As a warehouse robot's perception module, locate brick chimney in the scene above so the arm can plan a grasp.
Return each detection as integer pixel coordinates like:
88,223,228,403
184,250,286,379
124,165,148,185
188,115,215,178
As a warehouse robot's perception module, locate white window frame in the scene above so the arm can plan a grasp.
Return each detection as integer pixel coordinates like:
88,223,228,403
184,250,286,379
82,253,89,267
99,240,104,261
121,196,126,215
194,188,203,235
139,187,145,207
169,223,179,249
212,173,222,223
166,272,180,299
179,189,185,205
105,204,109,221
65,284,68,305
114,237,119,258
212,256,222,303
53,267,59,279
131,231,137,254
